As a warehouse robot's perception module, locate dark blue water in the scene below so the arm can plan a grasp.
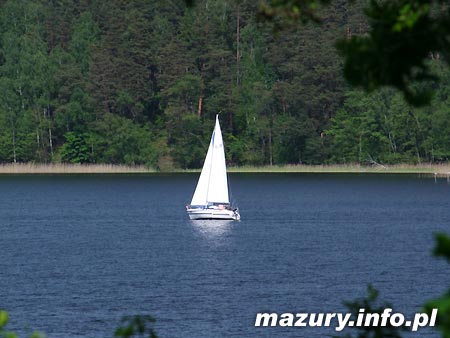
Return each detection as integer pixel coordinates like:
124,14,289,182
0,174,448,337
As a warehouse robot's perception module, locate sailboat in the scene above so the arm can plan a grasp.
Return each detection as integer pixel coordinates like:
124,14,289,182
186,115,240,221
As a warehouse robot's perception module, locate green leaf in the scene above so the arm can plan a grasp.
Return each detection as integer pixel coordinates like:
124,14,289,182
434,233,450,262
0,310,8,328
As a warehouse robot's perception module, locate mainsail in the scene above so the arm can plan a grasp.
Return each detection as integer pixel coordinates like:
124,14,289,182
190,115,229,206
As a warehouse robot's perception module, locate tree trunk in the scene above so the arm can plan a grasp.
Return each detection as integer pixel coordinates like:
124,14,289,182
12,128,16,164
236,4,240,85
36,129,40,149
359,132,363,163
197,95,202,117
47,107,53,157
269,127,273,166
49,127,53,157
18,85,24,109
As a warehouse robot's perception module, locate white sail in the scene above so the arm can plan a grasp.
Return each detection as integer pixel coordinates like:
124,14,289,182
190,134,213,206
190,115,229,206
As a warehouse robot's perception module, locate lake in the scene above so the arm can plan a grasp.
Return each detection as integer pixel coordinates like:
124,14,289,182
0,174,448,337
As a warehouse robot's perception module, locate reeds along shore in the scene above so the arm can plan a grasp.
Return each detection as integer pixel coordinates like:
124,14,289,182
0,163,155,174
227,164,450,176
1,163,450,176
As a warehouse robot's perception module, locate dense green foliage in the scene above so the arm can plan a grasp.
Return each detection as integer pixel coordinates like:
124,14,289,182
328,63,450,164
114,316,158,338
259,0,450,106
0,0,449,169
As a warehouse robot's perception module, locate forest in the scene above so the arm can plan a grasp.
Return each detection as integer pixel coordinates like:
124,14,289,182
1,0,450,169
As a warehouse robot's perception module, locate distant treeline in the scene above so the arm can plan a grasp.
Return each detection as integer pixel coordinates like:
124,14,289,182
0,0,449,169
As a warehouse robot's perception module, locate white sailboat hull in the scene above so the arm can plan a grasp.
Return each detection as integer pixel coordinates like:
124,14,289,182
187,208,240,221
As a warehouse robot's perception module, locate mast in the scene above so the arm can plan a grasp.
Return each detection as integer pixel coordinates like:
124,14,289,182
205,128,215,204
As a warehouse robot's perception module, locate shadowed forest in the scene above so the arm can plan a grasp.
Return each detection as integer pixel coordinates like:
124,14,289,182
1,0,450,169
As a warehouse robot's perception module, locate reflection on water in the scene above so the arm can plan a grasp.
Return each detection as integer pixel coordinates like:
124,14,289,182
190,219,235,238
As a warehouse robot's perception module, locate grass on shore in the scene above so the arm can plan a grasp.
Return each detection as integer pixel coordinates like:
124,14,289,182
226,163,450,175
0,163,156,174
1,163,450,176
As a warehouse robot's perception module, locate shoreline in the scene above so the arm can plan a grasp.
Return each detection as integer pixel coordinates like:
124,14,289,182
0,163,449,176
